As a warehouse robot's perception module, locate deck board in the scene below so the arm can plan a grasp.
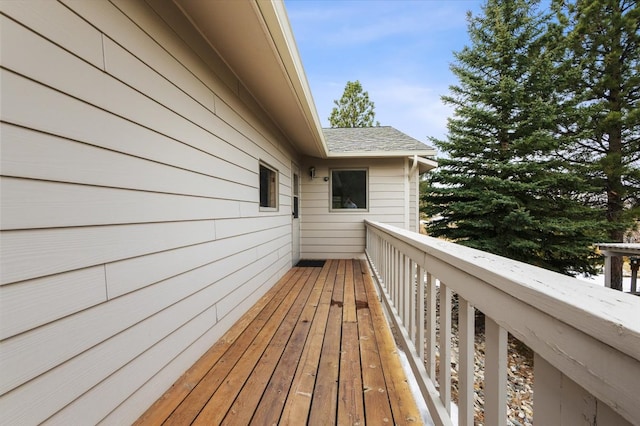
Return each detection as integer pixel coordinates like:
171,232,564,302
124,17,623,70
135,259,423,425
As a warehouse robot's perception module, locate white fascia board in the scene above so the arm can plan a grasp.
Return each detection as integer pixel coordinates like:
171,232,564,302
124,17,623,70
326,150,437,159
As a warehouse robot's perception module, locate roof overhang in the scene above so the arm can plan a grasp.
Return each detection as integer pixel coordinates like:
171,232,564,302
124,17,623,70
172,0,328,158
412,155,438,173
326,149,436,159
326,150,438,173
596,243,640,256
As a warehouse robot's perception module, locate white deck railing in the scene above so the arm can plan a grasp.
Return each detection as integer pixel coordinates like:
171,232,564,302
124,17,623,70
364,220,640,426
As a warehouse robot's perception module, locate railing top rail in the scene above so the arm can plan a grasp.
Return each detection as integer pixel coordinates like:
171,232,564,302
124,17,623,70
365,220,640,362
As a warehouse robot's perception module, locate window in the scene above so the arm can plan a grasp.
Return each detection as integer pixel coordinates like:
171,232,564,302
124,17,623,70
292,172,299,218
259,162,278,209
330,169,368,210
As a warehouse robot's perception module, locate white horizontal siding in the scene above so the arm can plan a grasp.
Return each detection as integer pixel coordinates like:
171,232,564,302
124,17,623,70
106,226,288,298
409,167,420,232
0,0,105,69
0,176,252,230
0,267,106,340
0,250,286,425
0,14,286,174
1,221,217,285
95,257,290,425
0,1,297,424
299,157,408,259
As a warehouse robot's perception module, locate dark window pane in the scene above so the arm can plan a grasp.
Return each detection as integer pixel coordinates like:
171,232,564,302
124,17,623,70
260,164,277,208
331,169,367,210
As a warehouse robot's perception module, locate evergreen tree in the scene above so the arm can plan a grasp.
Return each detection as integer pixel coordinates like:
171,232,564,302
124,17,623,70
423,0,604,276
552,0,640,289
329,80,380,127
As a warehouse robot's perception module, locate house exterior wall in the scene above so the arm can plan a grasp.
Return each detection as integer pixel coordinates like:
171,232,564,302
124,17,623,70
300,157,413,259
0,1,298,424
409,162,420,233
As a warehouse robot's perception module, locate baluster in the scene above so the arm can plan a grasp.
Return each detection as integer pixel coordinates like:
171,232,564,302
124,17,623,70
390,246,395,297
458,296,475,426
400,253,405,322
485,317,507,426
384,242,388,286
398,253,404,320
407,260,416,341
377,234,380,269
394,249,400,309
366,229,370,261
404,257,411,330
372,232,376,264
388,243,393,293
416,265,425,361
425,273,436,378
384,241,389,290
439,282,452,412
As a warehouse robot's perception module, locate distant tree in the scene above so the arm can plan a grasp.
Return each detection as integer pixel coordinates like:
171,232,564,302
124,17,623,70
329,80,380,127
422,0,604,276
552,0,640,289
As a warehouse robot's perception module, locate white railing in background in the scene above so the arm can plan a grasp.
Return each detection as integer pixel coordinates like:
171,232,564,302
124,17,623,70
364,220,640,426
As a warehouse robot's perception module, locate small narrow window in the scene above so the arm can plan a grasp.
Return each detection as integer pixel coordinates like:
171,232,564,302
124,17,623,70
292,172,300,218
259,162,278,209
330,169,368,211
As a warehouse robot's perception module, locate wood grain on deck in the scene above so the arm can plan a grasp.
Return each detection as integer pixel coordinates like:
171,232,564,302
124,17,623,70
135,259,423,425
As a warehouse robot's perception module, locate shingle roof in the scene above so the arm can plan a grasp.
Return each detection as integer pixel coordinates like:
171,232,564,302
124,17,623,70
322,126,434,154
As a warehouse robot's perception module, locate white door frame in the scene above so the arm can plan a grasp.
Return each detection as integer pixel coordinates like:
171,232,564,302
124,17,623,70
291,163,301,265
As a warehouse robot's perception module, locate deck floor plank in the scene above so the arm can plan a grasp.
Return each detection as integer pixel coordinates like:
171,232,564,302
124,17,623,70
192,269,314,425
135,259,423,425
363,261,423,424
250,264,330,425
220,267,322,425
134,268,303,426
307,261,344,425
354,259,396,424
339,322,365,425
164,268,309,425
278,260,337,425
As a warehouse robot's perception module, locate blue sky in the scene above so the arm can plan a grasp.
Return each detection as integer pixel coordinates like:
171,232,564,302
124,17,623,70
285,0,485,145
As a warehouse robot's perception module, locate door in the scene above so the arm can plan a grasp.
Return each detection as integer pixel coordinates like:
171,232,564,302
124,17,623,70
291,165,301,265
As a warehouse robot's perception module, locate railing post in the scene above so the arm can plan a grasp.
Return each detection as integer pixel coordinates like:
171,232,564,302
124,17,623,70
458,297,475,426
485,317,507,426
439,282,452,412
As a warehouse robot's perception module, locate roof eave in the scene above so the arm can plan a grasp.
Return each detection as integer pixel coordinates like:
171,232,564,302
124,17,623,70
413,156,438,173
326,150,437,159
172,0,328,158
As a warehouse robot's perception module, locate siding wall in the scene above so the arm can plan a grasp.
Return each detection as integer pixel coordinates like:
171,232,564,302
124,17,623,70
0,1,297,424
300,157,410,259
409,164,420,233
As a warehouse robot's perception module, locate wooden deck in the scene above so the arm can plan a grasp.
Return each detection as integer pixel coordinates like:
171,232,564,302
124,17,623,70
134,259,423,425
